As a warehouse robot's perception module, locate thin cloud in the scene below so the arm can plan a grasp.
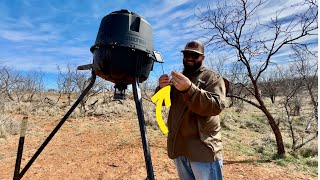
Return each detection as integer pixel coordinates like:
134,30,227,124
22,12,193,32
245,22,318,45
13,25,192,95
0,30,59,42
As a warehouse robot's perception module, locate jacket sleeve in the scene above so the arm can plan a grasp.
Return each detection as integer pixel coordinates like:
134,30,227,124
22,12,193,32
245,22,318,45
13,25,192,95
154,86,161,94
181,74,227,116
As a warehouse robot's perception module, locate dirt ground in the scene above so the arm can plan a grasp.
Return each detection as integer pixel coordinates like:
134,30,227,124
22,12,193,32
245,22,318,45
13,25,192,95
0,114,317,180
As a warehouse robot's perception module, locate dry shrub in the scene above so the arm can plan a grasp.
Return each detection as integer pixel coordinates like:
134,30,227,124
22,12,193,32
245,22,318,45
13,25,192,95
33,105,60,117
220,113,236,130
0,114,20,139
142,100,158,129
91,99,136,120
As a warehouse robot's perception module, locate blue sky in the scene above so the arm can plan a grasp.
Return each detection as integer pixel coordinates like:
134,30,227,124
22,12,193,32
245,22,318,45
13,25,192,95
0,0,317,89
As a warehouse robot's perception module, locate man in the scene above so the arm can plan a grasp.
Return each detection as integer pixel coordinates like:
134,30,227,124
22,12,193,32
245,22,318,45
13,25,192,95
156,40,228,180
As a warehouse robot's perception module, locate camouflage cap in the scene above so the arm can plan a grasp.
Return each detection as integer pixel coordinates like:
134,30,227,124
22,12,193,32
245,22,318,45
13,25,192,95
181,40,204,55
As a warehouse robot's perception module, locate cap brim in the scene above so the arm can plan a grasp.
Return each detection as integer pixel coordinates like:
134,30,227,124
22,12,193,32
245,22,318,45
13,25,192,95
181,49,203,55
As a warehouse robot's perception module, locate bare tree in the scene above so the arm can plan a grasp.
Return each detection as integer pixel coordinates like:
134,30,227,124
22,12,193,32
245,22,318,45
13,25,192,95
0,63,45,103
96,80,113,104
197,0,318,155
278,66,304,149
73,70,103,115
259,67,282,104
9,72,44,102
57,64,77,105
23,71,45,102
289,45,318,150
291,45,318,121
0,65,21,101
57,64,106,116
279,56,318,151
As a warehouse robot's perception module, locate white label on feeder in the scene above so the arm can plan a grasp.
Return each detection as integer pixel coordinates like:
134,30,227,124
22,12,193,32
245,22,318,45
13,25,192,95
154,51,164,63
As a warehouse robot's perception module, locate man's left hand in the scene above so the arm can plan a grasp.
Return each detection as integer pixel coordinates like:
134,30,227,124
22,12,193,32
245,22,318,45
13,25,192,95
171,71,192,92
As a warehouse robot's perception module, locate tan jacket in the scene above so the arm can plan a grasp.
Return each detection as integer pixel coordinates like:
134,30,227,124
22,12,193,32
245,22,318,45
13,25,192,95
164,66,227,162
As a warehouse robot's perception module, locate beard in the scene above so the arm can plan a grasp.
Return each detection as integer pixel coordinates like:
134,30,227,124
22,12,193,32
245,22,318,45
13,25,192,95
182,60,202,75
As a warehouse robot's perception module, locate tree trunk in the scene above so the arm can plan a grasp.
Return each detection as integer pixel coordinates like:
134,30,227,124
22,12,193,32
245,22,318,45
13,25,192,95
261,106,285,156
270,94,275,104
67,94,71,106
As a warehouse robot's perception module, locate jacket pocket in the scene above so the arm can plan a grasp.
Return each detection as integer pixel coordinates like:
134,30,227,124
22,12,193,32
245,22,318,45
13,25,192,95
197,116,220,133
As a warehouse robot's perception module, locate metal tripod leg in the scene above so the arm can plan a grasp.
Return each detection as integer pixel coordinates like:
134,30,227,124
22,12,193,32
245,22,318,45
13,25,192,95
13,117,28,180
132,77,155,180
15,71,96,179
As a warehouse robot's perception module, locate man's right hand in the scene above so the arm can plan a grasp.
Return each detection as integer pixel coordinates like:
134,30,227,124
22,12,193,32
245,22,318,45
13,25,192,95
159,74,171,89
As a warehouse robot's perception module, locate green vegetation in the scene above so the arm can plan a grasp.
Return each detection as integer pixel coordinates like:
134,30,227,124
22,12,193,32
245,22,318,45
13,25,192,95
221,101,318,176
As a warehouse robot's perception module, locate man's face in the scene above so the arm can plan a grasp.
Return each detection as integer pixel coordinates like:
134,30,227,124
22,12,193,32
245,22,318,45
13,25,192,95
182,51,204,68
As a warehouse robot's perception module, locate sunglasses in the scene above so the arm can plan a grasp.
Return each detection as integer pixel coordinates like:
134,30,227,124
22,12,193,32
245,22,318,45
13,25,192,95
183,52,201,59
